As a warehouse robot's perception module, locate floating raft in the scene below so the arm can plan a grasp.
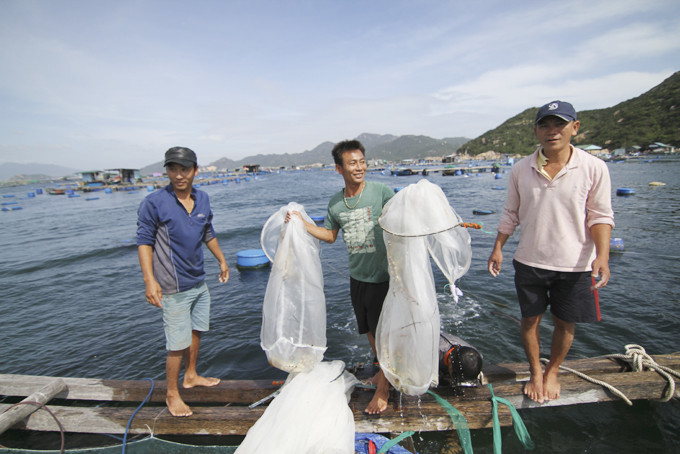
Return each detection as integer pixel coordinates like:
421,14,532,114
1,353,678,438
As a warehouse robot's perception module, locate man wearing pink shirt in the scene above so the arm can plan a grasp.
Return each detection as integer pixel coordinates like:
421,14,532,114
488,101,614,404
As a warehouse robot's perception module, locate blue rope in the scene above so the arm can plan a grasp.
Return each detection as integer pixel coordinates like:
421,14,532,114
122,378,155,454
488,384,535,453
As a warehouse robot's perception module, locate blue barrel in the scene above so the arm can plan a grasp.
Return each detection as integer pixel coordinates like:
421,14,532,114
236,249,270,270
494,173,502,179
36,188,43,195
394,187,403,193
147,185,155,192
616,187,636,196
311,215,325,226
27,192,36,198
610,238,624,252
105,188,113,194
455,170,463,176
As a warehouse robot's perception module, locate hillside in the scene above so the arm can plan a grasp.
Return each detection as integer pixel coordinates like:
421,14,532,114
0,162,78,182
460,71,680,155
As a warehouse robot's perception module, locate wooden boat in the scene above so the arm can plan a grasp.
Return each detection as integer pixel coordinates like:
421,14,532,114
1,353,678,446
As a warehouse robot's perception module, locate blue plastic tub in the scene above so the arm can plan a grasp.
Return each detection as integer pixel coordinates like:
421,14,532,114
616,187,636,196
236,249,270,270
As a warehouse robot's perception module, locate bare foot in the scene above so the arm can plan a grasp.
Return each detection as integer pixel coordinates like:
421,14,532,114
166,394,192,417
183,375,220,389
365,371,389,414
523,371,544,403
543,369,561,401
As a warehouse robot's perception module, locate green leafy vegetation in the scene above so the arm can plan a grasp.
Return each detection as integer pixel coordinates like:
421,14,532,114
460,71,680,156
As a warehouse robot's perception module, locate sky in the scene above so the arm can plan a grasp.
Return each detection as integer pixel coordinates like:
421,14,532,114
1,0,679,170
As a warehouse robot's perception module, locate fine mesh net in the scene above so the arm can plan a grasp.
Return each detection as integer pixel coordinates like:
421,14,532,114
259,202,326,373
377,179,471,395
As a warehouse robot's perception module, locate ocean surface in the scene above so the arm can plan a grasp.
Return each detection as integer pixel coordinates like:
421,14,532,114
1,158,679,453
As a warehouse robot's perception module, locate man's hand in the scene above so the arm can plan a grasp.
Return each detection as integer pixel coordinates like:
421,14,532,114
218,262,230,283
145,280,163,308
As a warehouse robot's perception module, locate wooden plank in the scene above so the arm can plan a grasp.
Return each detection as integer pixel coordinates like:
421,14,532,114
1,354,677,436
482,354,680,382
0,403,264,436
0,367,674,435
0,374,280,404
0,379,66,435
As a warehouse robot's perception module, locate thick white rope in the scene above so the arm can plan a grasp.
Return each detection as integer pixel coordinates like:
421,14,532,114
541,344,680,405
607,344,679,402
540,357,633,406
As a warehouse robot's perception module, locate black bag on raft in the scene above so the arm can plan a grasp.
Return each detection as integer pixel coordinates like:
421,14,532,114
438,333,483,387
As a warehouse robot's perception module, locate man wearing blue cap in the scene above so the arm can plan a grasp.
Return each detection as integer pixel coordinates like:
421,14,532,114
137,146,230,417
487,101,614,403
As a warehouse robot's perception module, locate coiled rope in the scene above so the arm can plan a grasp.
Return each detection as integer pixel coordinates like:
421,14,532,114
540,344,680,406
607,344,679,402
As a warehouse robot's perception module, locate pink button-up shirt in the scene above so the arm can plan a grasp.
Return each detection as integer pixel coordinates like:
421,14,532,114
497,146,615,272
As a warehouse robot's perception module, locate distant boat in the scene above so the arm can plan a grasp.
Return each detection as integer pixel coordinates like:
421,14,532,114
391,168,414,176
47,188,65,195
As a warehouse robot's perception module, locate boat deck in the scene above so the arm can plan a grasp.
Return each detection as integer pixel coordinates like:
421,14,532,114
1,353,678,437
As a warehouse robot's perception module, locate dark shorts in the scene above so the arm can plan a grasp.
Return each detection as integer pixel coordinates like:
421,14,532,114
513,260,600,323
350,277,389,335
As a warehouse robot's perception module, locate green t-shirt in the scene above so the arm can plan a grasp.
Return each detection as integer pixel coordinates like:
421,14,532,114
326,181,394,283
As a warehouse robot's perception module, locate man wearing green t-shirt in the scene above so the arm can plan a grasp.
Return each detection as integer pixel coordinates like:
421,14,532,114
287,139,393,414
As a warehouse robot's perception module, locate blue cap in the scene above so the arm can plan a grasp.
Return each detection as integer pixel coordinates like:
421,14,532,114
535,101,577,124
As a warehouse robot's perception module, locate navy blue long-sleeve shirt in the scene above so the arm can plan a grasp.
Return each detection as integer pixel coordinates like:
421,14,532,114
137,185,216,294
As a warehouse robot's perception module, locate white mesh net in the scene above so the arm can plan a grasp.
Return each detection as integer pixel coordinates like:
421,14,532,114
259,202,327,373
377,179,472,395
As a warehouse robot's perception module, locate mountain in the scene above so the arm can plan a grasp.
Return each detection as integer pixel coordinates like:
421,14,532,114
207,133,469,169
139,134,469,175
0,162,78,182
460,71,680,156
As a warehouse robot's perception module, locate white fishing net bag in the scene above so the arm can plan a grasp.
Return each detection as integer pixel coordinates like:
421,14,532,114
259,202,327,373
377,179,471,395
236,360,358,454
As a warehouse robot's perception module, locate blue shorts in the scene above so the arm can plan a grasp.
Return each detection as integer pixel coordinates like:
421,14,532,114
513,260,600,323
162,281,211,351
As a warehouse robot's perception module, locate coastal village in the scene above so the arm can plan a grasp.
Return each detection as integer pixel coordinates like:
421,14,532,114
1,140,676,193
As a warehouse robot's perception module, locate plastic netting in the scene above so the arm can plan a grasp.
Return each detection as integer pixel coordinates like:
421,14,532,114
259,202,326,373
236,361,358,454
376,179,471,395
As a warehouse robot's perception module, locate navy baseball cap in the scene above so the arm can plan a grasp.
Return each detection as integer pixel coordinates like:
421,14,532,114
164,147,197,167
535,101,577,124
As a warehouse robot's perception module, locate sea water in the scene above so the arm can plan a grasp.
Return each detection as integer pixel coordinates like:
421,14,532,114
0,159,679,453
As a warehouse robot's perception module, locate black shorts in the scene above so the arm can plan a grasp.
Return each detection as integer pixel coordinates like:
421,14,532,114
513,260,600,323
350,277,389,335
